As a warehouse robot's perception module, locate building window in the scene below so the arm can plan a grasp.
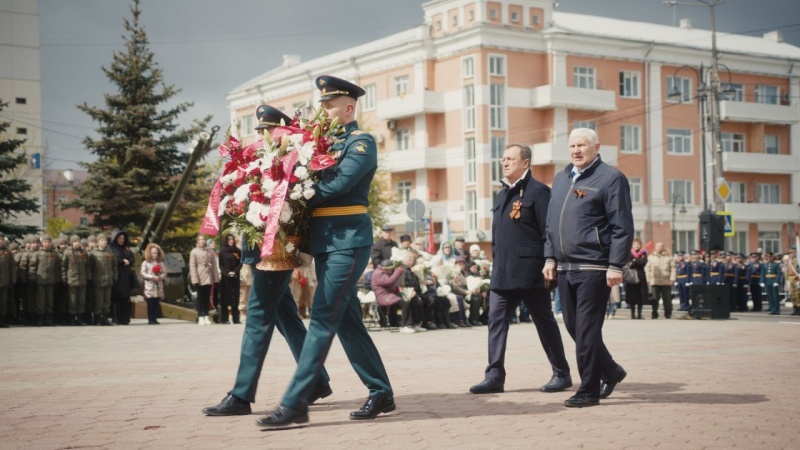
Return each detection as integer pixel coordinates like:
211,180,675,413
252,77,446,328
672,230,696,254
723,83,744,102
16,127,27,135
465,138,477,185
666,76,692,103
490,84,504,129
463,85,475,131
729,181,746,203
628,177,642,204
363,84,376,111
489,9,498,20
394,75,409,97
80,217,89,226
58,194,68,204
764,135,779,154
721,133,746,153
15,97,26,105
240,114,254,135
462,57,474,78
435,20,442,31
619,71,640,98
757,183,780,204
491,136,505,184
451,14,458,27
755,85,779,105
532,14,540,25
725,231,747,255
395,129,410,151
573,66,596,89
468,10,474,21
620,125,641,153
396,180,412,203
573,121,596,131
511,11,519,23
668,179,693,205
667,128,692,154
466,190,478,231
489,55,505,76
759,231,781,254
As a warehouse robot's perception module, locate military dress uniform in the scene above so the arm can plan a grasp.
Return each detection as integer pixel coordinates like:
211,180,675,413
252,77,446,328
762,259,783,315
260,77,394,426
747,254,763,312
30,236,59,326
722,257,738,311
735,255,749,312
62,236,90,325
89,236,117,325
708,256,724,285
675,253,690,311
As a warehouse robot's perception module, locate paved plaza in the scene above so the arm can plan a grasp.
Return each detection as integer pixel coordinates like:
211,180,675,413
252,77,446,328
1,304,798,449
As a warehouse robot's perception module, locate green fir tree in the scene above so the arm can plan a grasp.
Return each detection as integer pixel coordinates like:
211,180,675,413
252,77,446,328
0,100,40,238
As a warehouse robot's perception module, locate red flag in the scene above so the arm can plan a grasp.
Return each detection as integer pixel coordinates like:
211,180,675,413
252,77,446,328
644,240,655,254
428,210,435,254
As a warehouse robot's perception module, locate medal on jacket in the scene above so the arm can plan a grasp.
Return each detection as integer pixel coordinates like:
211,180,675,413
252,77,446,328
509,188,523,220
574,188,587,198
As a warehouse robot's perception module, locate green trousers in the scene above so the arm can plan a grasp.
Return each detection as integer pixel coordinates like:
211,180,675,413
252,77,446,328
93,286,112,315
68,286,87,315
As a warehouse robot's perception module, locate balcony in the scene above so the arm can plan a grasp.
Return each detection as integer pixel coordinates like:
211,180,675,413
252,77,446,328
382,147,448,172
376,91,445,120
725,202,799,223
530,85,617,111
722,152,800,174
531,143,619,166
719,100,799,125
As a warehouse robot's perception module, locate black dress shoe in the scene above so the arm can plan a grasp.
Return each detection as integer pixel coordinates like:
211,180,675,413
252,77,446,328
540,374,573,392
202,394,252,416
349,395,396,420
564,394,599,408
599,365,627,399
469,378,504,394
307,383,333,405
256,405,309,427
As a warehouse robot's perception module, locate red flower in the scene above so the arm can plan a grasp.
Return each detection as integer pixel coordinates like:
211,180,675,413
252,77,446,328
152,264,162,274
269,156,284,180
310,154,336,171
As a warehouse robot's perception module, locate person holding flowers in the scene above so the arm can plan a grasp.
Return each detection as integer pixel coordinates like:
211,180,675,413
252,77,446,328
257,76,395,428
140,243,166,325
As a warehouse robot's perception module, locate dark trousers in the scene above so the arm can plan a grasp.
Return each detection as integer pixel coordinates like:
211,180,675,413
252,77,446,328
558,270,619,398
677,282,689,310
651,285,672,317
220,276,241,323
725,280,736,311
765,282,780,314
145,297,160,322
229,268,330,403
195,285,211,316
112,294,130,325
485,288,570,382
736,285,749,312
749,283,762,311
279,246,392,412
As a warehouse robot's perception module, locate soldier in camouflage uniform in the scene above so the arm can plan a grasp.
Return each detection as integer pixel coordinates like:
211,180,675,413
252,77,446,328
90,233,116,326
62,235,90,326
30,235,60,326
21,238,39,325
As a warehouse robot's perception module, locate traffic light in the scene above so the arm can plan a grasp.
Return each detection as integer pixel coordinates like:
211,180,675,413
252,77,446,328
699,210,725,252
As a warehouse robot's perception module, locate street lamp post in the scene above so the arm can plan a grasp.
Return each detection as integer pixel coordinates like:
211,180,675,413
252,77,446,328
672,193,687,253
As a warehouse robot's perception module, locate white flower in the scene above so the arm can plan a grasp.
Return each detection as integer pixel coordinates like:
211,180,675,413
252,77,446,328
220,171,238,186
279,201,293,223
218,195,231,216
285,241,296,254
289,184,303,200
299,141,316,161
245,202,268,228
261,178,278,197
303,180,313,189
260,155,273,171
233,183,251,204
302,188,315,200
245,160,261,173
294,166,309,180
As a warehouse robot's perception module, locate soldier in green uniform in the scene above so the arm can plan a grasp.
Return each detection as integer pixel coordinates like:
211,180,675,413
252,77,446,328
8,242,22,324
762,254,784,315
62,235,90,326
258,76,395,428
89,234,116,326
18,238,35,325
30,235,59,326
0,237,14,327
84,235,97,324
53,237,70,324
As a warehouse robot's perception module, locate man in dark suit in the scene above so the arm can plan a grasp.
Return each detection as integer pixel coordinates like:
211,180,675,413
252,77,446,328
258,76,394,428
469,144,572,395
202,105,332,417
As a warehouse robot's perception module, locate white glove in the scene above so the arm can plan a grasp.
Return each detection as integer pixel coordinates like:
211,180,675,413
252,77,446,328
759,283,765,288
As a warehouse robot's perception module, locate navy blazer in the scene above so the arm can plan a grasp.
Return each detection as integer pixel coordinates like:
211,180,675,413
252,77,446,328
489,170,549,291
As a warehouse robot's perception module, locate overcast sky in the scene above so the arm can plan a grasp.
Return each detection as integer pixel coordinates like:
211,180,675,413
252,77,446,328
38,0,800,170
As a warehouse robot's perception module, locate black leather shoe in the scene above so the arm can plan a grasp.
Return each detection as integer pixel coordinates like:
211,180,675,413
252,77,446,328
349,395,396,420
564,394,599,408
202,394,251,416
307,383,332,405
599,365,627,399
469,378,504,394
256,405,308,427
540,374,573,392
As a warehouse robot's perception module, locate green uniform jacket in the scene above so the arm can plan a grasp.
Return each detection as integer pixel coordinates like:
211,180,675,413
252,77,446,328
31,248,60,285
308,121,377,256
17,250,30,284
89,249,117,287
62,248,90,287
0,245,15,287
